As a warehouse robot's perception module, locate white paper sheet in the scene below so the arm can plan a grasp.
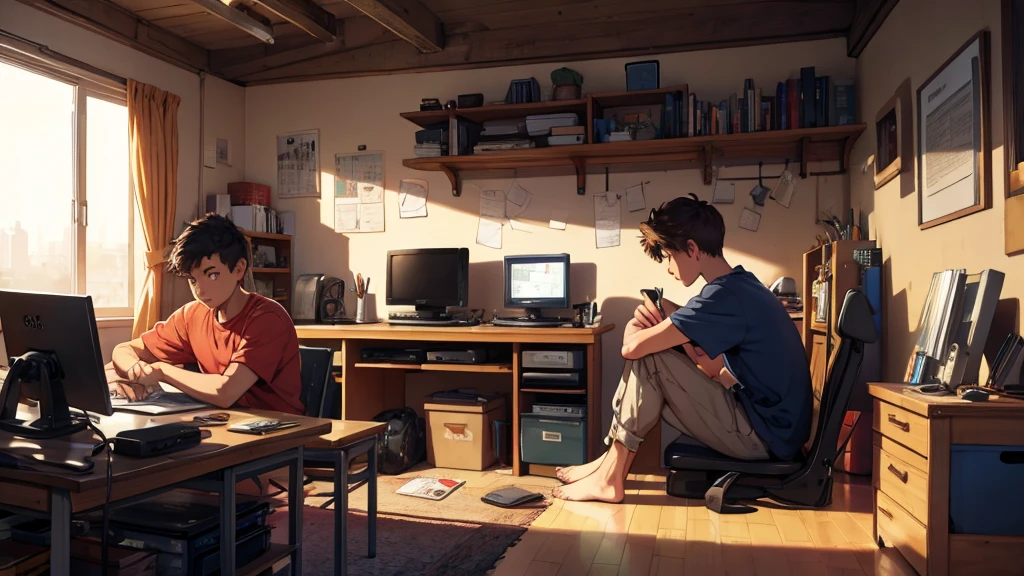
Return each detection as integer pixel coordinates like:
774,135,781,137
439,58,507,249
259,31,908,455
771,170,797,208
360,202,385,232
506,182,532,219
713,180,735,204
594,194,621,248
334,203,359,232
739,208,761,232
625,184,646,212
509,218,534,232
549,209,568,230
480,189,506,220
477,189,505,248
476,218,503,249
399,179,428,218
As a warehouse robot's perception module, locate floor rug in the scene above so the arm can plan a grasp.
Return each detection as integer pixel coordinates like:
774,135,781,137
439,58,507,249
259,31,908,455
270,506,525,576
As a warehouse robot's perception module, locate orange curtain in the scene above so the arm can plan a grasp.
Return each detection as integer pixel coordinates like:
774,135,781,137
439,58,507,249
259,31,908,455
128,80,180,338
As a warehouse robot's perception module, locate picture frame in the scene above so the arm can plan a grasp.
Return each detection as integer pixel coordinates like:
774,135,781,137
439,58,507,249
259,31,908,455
1003,0,1024,254
917,31,991,229
873,90,911,190
276,129,320,198
215,137,230,165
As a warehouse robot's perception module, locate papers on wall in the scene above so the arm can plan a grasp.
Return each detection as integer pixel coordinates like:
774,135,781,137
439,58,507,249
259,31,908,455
477,189,505,249
739,208,761,232
549,209,568,230
594,194,621,248
771,169,797,208
277,130,320,197
712,177,735,204
507,182,534,232
399,179,428,218
334,152,384,233
625,184,647,212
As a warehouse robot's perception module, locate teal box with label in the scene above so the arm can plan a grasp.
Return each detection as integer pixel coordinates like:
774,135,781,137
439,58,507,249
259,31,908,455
520,413,587,466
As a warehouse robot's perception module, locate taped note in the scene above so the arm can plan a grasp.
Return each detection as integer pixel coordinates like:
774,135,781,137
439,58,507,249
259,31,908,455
625,184,646,212
594,194,621,248
398,179,428,218
550,209,568,230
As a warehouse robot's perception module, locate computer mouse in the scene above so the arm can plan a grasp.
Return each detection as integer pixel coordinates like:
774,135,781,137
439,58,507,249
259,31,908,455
959,389,990,402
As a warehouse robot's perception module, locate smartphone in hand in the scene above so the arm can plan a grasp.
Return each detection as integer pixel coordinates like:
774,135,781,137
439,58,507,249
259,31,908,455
640,287,665,317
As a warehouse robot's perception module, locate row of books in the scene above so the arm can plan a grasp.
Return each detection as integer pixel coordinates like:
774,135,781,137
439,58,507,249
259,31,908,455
660,67,855,139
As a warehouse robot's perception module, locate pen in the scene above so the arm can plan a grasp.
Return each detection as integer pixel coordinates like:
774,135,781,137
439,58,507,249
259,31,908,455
364,277,370,293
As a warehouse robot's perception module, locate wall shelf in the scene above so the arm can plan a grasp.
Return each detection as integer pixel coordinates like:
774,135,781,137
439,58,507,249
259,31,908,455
402,124,865,196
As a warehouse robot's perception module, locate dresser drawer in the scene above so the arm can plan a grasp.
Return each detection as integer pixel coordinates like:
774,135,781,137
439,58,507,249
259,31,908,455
877,490,928,576
875,439,929,525
874,399,929,457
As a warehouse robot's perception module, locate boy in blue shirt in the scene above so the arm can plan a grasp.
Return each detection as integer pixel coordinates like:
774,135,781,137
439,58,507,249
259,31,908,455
554,194,811,502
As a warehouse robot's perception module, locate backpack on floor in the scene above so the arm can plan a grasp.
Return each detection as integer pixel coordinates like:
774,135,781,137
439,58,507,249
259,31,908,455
373,408,426,475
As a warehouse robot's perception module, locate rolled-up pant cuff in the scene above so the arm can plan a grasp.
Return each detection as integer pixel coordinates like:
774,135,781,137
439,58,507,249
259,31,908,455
605,416,644,452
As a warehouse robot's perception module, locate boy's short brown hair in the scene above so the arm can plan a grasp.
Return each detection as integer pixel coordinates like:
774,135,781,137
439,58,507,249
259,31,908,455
168,213,249,277
639,193,725,262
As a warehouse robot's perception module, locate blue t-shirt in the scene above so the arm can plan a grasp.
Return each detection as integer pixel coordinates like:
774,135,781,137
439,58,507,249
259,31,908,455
669,266,811,461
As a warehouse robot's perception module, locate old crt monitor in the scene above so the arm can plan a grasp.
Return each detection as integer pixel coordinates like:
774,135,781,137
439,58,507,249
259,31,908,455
0,290,113,438
386,248,469,319
494,254,570,326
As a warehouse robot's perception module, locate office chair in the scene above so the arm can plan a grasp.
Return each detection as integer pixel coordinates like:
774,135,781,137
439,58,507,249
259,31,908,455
664,289,876,514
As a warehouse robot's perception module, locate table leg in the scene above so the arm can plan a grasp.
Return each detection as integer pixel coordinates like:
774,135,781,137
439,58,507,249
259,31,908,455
368,439,377,558
289,447,304,575
220,466,237,575
51,489,71,576
335,450,348,576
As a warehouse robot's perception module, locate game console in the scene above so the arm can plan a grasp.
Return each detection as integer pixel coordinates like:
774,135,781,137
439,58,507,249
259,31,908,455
360,348,426,363
425,349,488,364
521,350,583,370
532,404,586,418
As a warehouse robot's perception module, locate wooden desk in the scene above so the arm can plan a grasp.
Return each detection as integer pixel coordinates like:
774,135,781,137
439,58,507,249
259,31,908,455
296,323,614,476
0,407,331,576
870,383,1024,575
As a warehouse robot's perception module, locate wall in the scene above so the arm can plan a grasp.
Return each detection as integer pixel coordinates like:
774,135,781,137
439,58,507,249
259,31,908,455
246,39,855,434
851,0,1020,382
202,75,247,202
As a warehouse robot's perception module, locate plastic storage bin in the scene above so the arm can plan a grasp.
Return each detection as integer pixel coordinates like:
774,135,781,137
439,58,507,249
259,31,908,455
950,444,1024,535
520,413,586,466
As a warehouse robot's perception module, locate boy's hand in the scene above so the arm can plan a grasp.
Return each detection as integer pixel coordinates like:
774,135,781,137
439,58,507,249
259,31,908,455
109,380,151,402
126,360,164,390
634,296,664,328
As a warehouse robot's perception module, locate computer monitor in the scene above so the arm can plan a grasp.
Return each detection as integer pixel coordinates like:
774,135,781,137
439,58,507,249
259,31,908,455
0,289,113,438
386,248,469,318
504,254,570,318
946,269,1004,386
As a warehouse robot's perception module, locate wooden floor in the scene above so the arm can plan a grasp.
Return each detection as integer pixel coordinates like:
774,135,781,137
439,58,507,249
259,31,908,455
482,471,917,576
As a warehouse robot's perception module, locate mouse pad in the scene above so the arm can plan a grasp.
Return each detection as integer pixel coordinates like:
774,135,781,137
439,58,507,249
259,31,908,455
481,486,545,508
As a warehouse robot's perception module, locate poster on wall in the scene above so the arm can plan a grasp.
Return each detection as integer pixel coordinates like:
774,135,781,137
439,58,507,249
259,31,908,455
334,151,385,233
276,130,320,198
917,31,990,229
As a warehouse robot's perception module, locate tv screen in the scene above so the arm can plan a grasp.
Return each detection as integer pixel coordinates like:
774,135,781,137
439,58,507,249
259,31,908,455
504,254,570,309
386,248,468,307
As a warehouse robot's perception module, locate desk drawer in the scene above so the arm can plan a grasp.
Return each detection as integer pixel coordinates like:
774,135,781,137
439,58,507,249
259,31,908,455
877,490,928,576
875,440,929,525
874,400,929,457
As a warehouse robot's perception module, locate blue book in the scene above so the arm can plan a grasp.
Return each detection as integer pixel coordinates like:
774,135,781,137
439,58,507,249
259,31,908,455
833,78,856,125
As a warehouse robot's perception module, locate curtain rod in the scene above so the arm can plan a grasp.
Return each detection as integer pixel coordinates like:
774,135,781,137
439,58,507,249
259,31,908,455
0,29,127,86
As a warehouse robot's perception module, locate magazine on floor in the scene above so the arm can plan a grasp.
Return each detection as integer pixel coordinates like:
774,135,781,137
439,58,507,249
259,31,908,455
396,477,465,501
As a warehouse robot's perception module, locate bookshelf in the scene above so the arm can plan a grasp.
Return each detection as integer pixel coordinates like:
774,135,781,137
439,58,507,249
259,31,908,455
399,88,865,197
242,230,292,307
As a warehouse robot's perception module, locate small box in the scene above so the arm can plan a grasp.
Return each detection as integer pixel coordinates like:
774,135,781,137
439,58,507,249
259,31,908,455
227,182,271,206
551,126,585,136
520,413,586,466
423,396,506,470
950,444,1024,535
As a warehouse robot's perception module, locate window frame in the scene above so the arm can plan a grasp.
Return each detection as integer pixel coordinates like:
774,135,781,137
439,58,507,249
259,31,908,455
0,43,135,317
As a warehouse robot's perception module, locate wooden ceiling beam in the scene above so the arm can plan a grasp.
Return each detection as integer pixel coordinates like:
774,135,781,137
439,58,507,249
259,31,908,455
189,0,276,44
251,0,337,42
847,0,899,57
343,0,443,53
235,1,852,84
15,0,209,72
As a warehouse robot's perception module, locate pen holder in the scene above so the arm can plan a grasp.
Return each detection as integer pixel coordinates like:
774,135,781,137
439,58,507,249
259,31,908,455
356,297,367,322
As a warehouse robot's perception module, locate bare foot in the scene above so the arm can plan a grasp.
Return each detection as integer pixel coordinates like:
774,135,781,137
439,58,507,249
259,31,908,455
551,474,624,503
555,453,606,484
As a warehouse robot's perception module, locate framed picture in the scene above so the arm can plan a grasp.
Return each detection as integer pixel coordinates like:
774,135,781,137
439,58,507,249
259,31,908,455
873,89,911,190
215,137,230,165
276,129,320,198
917,31,991,229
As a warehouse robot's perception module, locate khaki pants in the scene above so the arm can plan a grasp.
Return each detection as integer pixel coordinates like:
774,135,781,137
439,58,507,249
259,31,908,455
606,350,769,460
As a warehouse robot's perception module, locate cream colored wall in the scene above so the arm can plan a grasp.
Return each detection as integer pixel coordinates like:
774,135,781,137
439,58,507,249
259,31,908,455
246,39,855,431
851,0,1020,382
203,75,247,201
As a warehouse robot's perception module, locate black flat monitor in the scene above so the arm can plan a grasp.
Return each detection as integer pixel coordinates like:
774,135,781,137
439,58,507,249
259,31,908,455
386,248,470,318
504,254,570,318
0,290,113,438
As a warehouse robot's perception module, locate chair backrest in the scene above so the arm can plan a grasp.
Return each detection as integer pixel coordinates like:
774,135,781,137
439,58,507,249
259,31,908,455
803,289,877,469
299,346,334,418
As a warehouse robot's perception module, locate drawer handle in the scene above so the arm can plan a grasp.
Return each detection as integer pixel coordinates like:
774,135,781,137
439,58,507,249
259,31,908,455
887,413,910,432
879,506,894,520
887,463,909,483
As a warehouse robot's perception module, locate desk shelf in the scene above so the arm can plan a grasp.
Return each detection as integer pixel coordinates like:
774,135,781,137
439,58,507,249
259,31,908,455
520,388,586,395
239,544,296,576
353,362,513,373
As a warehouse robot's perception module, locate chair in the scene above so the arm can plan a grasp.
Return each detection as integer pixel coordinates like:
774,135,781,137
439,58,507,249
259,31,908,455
299,346,379,576
664,289,877,514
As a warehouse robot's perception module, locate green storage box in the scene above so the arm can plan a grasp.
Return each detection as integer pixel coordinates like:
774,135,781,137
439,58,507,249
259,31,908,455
520,413,586,466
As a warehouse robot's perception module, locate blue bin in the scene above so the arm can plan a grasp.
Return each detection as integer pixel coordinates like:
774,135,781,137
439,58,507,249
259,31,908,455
950,444,1024,535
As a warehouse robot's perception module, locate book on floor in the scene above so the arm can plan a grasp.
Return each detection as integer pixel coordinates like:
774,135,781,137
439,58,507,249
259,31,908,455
396,477,465,501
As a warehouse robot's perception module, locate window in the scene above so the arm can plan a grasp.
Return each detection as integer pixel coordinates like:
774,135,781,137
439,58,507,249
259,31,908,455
0,59,133,316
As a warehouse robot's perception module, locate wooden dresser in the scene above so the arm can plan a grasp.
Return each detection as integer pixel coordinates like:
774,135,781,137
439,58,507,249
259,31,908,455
870,383,1024,575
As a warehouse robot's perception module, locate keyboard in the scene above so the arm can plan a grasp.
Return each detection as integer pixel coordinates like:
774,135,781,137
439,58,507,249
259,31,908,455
491,317,571,328
387,318,480,327
111,391,204,406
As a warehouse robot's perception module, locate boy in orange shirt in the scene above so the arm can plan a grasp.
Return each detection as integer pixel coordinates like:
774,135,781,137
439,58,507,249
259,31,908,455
109,214,302,414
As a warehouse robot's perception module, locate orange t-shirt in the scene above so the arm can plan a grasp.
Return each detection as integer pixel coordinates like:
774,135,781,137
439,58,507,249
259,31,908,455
141,293,303,414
